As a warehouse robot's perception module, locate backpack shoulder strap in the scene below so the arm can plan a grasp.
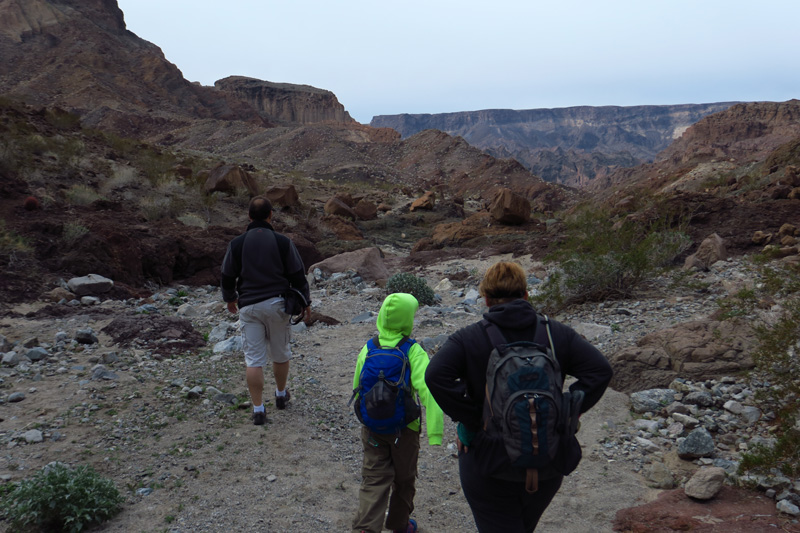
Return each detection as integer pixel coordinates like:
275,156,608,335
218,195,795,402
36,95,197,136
532,314,557,360
395,335,413,353
480,319,507,348
368,335,413,352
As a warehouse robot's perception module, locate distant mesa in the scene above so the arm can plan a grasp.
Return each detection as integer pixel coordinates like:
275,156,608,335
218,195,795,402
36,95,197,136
371,103,739,186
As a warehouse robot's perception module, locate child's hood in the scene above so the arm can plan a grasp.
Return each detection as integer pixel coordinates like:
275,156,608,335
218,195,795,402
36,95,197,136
376,292,419,339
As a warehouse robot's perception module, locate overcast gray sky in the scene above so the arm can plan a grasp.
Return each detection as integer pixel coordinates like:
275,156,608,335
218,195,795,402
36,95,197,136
117,0,800,124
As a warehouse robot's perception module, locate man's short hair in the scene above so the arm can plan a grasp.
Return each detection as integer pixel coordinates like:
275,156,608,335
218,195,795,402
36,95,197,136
249,196,273,221
479,261,527,301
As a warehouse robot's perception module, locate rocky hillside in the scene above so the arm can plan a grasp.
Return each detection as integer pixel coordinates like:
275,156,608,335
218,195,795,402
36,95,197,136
593,100,800,199
0,0,566,209
0,0,350,134
371,103,738,186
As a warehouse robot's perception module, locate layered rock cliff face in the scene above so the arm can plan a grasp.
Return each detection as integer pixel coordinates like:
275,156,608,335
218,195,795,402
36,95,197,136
215,76,354,125
371,104,738,186
592,99,800,196
656,100,800,165
0,0,265,137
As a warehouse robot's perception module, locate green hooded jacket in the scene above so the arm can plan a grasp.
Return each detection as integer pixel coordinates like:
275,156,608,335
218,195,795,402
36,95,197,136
352,292,444,445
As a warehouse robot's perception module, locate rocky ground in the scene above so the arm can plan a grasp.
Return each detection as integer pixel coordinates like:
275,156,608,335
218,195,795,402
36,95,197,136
1,252,799,532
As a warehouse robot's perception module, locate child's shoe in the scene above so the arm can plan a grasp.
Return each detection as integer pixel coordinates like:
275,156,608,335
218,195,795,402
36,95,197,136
393,518,417,533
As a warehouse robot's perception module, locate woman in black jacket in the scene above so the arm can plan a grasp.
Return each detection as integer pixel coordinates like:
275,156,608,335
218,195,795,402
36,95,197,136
425,261,613,532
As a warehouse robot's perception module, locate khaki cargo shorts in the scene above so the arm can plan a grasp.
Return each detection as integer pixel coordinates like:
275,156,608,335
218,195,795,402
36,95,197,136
239,297,291,367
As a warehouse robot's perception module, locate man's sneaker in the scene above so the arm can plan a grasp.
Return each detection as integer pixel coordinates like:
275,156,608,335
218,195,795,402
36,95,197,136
393,519,417,533
275,389,291,410
252,410,266,426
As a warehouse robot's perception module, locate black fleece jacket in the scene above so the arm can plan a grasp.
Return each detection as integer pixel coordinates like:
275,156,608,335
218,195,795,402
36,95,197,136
220,220,310,309
425,298,613,433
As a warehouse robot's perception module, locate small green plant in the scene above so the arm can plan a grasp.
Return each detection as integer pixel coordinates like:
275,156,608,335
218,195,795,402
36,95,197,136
739,430,800,477
139,196,174,221
386,272,436,306
0,462,123,532
531,205,692,312
177,213,208,229
715,287,758,319
62,222,90,246
65,184,101,206
0,220,30,256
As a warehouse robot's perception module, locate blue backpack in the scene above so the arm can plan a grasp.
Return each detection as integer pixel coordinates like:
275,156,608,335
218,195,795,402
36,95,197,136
350,335,421,436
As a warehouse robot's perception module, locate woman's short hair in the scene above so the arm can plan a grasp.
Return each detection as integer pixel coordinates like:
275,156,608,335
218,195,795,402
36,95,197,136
479,261,527,302
249,196,273,221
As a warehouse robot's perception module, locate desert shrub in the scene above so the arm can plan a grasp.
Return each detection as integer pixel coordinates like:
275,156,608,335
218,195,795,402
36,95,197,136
63,222,90,246
0,220,30,257
531,206,691,312
735,262,800,477
101,165,141,195
0,462,123,532
140,196,174,221
45,108,82,130
65,184,101,206
177,213,207,229
386,272,436,306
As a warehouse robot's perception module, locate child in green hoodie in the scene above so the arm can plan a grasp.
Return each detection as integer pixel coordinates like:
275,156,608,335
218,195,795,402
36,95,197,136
351,292,444,533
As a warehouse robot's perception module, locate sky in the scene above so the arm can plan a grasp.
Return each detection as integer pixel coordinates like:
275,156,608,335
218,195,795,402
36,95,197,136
117,0,800,125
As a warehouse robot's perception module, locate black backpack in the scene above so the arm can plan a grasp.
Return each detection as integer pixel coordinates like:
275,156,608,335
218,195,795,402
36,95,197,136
482,315,584,493
349,336,421,439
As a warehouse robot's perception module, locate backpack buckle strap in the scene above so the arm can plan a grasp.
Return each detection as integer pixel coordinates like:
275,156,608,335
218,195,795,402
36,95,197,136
529,397,538,456
525,468,539,494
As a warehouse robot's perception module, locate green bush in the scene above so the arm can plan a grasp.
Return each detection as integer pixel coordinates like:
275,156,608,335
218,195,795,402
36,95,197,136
0,462,123,532
386,272,436,306
531,206,691,312
735,262,800,477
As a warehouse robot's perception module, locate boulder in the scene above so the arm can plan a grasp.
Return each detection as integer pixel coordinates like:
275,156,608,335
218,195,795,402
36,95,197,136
643,461,675,489
609,318,756,392
630,389,676,414
265,184,300,208
684,467,726,500
488,188,531,225
410,190,436,211
353,199,378,221
320,215,363,241
677,427,715,459
752,230,772,245
308,247,388,282
324,197,357,220
684,233,726,271
204,164,258,196
778,223,798,237
67,274,114,296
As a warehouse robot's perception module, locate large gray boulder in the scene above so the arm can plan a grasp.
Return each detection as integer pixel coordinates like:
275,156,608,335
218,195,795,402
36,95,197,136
678,427,715,459
684,467,726,500
67,274,114,297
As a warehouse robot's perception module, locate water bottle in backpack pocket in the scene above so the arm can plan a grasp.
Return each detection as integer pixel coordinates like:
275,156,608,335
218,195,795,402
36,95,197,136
350,335,421,436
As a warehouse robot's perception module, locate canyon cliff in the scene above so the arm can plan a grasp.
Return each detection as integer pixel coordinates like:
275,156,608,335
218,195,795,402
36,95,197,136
215,76,354,125
371,104,738,186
